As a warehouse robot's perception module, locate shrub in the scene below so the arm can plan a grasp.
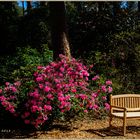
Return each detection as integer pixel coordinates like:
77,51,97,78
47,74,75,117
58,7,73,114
0,81,21,116
0,55,112,129
0,44,53,84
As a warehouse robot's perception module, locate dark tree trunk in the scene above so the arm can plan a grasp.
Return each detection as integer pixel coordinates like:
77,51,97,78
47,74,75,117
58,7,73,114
98,2,104,11
22,1,24,16
138,1,140,12
40,1,47,7
27,1,32,14
112,2,120,17
49,2,71,61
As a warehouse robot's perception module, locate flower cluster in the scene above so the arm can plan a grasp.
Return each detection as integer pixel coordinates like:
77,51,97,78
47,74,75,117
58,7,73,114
0,55,113,129
21,55,93,128
0,81,21,116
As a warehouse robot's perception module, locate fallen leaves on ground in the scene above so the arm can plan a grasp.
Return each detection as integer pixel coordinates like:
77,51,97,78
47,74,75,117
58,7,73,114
1,117,140,139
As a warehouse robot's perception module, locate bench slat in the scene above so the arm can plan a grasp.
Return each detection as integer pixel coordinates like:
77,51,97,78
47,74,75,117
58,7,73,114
112,112,140,118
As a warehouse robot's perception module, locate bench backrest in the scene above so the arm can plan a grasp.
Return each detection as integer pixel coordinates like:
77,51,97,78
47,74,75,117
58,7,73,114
110,94,140,110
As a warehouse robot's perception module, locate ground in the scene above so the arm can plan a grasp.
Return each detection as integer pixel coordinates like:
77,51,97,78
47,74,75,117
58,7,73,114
1,117,140,139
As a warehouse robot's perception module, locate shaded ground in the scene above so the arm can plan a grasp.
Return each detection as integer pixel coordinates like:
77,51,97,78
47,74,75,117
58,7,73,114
1,117,140,139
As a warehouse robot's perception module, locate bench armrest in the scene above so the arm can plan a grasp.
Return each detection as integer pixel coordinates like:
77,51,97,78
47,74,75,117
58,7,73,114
110,105,127,111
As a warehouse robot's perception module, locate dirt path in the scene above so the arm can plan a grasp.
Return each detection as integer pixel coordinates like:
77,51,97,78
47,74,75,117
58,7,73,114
1,117,140,139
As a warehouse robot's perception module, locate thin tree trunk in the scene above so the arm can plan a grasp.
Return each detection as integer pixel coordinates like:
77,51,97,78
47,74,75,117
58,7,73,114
27,1,32,14
22,1,24,16
112,2,120,17
40,1,47,7
98,2,104,11
138,1,140,12
49,2,71,61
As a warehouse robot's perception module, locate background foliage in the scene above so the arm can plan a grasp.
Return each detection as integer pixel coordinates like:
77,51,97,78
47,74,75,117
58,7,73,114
0,1,139,94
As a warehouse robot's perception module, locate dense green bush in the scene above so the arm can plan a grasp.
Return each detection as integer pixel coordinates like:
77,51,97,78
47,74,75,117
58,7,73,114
0,44,53,84
82,29,140,94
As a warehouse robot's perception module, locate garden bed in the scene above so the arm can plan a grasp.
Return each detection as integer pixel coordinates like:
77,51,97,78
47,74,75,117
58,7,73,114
1,117,140,139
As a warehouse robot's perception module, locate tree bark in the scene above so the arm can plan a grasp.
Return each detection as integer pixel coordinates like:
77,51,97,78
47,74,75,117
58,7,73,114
49,2,71,61
22,1,24,16
98,2,104,12
112,2,120,17
138,1,140,12
27,1,32,14
40,1,47,7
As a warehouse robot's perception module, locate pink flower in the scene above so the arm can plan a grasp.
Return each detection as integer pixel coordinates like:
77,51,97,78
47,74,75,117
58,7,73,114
61,101,67,107
92,93,98,98
24,112,30,118
101,85,107,92
47,94,54,100
31,105,38,113
59,73,63,77
36,76,43,82
93,104,99,110
106,80,112,85
37,66,43,70
33,72,38,77
44,105,52,111
0,96,6,101
43,115,48,121
56,84,62,89
38,107,42,111
105,103,110,110
10,86,17,92
58,96,65,101
79,82,84,86
66,107,71,111
9,95,16,100
61,109,65,113
57,92,63,97
60,67,64,72
75,94,79,98
85,77,88,81
9,108,15,113
44,86,51,92
92,75,100,81
84,110,88,113
46,101,51,105
0,89,2,94
24,120,30,124
14,81,21,87
4,87,9,91
108,86,113,93
54,79,60,83
83,71,89,77
102,96,107,100
50,62,57,67
77,66,83,71
1,101,7,107
39,84,44,89
89,64,94,68
79,94,87,100
71,89,77,93
30,100,36,105
5,82,10,86
33,93,39,98
65,95,71,100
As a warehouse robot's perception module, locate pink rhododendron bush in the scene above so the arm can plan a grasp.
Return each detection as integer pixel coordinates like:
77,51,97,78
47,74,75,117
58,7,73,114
0,55,112,129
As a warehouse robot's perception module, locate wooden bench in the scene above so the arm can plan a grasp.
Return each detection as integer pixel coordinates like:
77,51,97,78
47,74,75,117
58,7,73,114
109,94,140,136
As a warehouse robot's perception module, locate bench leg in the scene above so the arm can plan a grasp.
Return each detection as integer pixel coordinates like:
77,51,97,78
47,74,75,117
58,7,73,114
109,115,112,128
123,117,126,136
